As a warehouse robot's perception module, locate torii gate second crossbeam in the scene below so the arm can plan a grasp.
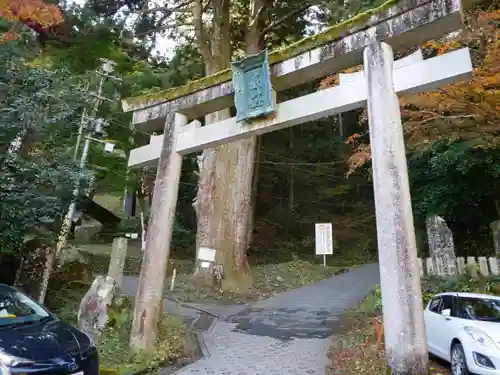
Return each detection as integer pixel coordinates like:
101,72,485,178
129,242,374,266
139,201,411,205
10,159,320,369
176,48,472,155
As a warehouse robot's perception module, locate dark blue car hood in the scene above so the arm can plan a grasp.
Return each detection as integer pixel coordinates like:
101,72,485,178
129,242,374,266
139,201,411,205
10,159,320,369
0,319,91,361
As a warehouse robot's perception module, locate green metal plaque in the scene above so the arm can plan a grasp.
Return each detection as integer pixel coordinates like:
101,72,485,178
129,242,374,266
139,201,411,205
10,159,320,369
231,49,275,123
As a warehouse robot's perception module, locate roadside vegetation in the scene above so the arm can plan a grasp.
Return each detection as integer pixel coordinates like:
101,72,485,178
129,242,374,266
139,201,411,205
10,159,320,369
327,273,500,375
44,273,192,375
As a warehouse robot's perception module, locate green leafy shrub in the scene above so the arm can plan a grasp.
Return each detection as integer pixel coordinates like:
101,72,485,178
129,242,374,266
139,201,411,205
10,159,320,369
356,284,382,315
0,42,92,254
97,307,190,374
46,285,191,375
358,275,500,315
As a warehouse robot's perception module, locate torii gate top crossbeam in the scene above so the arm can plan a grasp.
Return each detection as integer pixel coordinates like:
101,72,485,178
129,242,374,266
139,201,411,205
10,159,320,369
122,0,464,132
176,48,472,155
125,47,472,168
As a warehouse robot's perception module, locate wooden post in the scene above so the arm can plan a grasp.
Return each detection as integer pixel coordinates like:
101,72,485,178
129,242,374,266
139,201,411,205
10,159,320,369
364,41,428,374
130,113,192,351
107,237,128,289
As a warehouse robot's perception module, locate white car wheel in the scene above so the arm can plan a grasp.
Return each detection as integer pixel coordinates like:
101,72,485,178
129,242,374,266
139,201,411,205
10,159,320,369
451,342,471,375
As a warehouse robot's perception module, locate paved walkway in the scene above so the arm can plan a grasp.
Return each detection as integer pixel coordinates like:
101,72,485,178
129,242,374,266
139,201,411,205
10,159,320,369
170,263,380,375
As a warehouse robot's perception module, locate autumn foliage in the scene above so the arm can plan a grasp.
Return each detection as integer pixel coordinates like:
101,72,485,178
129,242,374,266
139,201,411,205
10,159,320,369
0,0,63,42
320,9,500,176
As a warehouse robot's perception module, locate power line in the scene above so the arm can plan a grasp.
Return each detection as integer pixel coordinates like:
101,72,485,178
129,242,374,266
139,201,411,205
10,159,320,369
259,163,343,181
257,160,342,166
259,150,343,174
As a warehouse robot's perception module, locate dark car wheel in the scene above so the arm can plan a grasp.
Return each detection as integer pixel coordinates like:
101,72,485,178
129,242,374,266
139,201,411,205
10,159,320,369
451,342,471,375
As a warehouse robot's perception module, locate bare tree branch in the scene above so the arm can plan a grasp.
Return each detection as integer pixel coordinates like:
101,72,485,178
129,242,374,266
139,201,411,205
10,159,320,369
134,22,194,37
261,2,316,35
404,114,476,128
248,3,265,27
245,0,267,53
134,0,194,14
202,0,213,13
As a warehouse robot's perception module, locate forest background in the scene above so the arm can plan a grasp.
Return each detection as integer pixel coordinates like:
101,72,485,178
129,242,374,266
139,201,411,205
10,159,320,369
0,0,499,368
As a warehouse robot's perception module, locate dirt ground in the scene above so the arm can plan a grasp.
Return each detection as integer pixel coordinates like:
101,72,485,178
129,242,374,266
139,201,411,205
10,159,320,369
326,312,451,375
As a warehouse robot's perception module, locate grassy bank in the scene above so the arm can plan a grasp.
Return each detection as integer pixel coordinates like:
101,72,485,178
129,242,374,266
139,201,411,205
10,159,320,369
168,259,353,304
73,242,362,304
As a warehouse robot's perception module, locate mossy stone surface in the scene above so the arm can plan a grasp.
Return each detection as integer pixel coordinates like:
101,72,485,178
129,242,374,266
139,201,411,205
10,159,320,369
125,0,466,110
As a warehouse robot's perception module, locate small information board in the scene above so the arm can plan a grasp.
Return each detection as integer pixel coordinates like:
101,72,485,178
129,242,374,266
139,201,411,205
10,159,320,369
315,223,333,266
198,247,217,262
104,142,115,153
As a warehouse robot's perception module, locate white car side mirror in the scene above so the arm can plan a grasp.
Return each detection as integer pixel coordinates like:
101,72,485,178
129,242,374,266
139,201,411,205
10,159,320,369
441,309,451,317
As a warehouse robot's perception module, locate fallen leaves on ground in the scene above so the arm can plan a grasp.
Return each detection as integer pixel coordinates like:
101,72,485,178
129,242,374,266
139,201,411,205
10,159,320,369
326,313,451,375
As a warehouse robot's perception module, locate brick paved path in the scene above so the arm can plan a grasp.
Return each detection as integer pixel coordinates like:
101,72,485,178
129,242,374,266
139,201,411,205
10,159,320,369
173,263,380,375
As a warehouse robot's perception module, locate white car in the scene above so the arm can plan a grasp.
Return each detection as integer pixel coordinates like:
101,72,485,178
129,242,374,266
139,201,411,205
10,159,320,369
424,292,500,375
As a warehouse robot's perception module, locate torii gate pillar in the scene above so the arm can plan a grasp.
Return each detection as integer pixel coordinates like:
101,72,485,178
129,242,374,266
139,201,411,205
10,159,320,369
365,41,427,373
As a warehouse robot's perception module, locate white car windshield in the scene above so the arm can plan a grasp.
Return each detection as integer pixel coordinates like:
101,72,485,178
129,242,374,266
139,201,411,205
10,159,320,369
457,296,500,322
0,286,51,327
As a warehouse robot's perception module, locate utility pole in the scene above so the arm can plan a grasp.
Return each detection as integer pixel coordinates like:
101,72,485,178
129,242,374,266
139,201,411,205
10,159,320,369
56,59,120,256
73,82,90,162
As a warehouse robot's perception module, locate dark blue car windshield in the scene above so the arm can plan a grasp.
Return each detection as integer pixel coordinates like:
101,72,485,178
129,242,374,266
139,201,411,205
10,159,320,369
0,287,50,327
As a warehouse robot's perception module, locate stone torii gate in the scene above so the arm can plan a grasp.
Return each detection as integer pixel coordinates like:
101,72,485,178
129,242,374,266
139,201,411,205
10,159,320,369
122,0,472,371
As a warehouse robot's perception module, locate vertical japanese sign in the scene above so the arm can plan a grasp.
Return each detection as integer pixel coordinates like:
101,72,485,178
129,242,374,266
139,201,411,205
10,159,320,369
315,223,333,266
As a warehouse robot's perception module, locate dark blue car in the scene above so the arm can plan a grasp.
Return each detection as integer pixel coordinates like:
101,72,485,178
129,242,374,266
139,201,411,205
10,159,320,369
0,284,99,375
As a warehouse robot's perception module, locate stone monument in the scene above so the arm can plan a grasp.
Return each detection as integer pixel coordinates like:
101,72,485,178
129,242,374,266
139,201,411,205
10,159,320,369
426,214,457,276
78,276,118,338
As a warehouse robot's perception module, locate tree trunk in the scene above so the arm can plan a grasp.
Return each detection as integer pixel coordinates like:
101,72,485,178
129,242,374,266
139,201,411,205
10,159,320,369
192,0,255,290
14,238,55,303
247,135,261,247
38,245,56,304
194,133,255,289
193,97,255,289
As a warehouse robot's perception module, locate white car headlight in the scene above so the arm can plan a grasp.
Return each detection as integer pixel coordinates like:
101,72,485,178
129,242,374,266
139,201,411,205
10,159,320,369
0,350,34,367
464,326,498,349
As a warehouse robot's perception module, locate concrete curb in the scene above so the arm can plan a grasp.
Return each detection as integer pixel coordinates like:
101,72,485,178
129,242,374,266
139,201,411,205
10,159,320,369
168,313,214,375
123,309,218,375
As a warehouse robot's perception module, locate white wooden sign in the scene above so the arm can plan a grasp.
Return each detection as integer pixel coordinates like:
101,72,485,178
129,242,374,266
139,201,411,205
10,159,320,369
198,247,217,262
104,142,115,153
315,223,333,255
